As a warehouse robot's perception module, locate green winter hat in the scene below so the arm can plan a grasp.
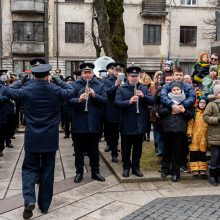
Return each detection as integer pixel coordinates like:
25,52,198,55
209,65,218,72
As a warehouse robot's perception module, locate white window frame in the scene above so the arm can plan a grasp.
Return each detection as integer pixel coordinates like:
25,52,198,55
181,0,197,6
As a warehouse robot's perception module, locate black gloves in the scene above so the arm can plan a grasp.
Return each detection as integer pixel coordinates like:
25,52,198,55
20,75,28,85
52,76,62,85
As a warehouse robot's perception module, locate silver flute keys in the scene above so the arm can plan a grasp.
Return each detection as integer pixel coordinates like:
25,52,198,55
84,79,89,112
134,83,140,114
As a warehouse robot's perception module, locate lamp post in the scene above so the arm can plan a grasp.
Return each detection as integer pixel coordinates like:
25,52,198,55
44,0,49,63
168,0,172,60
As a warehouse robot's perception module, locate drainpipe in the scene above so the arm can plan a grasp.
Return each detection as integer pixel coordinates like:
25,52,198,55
56,0,59,68
168,0,171,60
44,0,49,63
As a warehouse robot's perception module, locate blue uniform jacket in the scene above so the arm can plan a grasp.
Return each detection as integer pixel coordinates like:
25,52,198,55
4,80,75,152
68,76,107,133
0,82,7,124
160,81,196,109
115,82,154,135
104,74,120,122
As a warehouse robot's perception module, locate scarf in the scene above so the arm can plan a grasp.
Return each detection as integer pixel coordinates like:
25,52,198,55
168,91,186,104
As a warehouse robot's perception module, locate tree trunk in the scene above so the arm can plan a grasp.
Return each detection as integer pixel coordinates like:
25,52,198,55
93,0,128,64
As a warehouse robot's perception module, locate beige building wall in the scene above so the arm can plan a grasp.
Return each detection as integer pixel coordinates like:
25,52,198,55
0,0,216,75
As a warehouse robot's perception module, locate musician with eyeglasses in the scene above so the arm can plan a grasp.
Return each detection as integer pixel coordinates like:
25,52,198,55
115,66,154,178
68,63,107,183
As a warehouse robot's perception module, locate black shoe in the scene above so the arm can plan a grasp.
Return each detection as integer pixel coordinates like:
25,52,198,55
122,169,130,177
180,166,189,173
112,156,118,163
63,135,70,139
161,172,167,178
41,210,48,214
172,175,180,182
132,169,143,177
11,136,16,139
105,145,111,152
0,152,3,157
74,174,83,183
208,177,218,186
92,173,105,182
6,143,14,148
23,203,35,219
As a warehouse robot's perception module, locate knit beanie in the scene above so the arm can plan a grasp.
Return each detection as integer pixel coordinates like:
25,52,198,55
213,84,220,96
170,81,182,91
209,65,218,72
198,95,209,104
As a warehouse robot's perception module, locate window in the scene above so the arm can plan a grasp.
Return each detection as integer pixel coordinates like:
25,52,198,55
143,25,161,45
180,26,197,46
14,60,32,72
65,22,84,43
181,0,197,6
65,0,84,2
65,61,84,76
13,22,44,42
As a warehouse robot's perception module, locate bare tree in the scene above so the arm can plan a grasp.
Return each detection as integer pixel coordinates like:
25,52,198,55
92,0,128,64
2,28,16,71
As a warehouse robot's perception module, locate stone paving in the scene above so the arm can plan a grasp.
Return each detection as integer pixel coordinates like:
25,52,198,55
1,133,220,219
122,195,220,220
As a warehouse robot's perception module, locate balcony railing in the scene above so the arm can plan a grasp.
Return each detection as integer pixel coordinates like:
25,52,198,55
11,0,45,14
141,0,168,17
12,42,45,55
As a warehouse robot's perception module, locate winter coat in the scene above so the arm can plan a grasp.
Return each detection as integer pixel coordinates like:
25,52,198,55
187,108,208,152
158,104,193,134
115,81,154,135
0,82,7,124
161,81,196,109
103,74,120,122
203,100,220,146
4,80,74,152
68,76,107,133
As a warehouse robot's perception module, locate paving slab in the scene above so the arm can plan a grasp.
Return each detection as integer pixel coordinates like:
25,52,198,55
122,195,220,220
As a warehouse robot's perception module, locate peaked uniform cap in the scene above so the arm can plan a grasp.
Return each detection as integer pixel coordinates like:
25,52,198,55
126,66,141,75
30,58,46,67
31,64,52,78
113,63,126,69
106,62,115,70
79,63,95,71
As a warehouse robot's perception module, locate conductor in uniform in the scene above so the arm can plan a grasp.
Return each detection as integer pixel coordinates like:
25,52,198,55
4,64,75,219
68,63,107,183
115,66,154,177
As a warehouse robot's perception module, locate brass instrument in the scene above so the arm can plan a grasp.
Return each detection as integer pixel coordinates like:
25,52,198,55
134,83,140,114
84,79,89,112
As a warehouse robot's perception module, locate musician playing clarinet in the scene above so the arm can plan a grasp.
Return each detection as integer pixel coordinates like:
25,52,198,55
115,66,154,178
68,63,107,183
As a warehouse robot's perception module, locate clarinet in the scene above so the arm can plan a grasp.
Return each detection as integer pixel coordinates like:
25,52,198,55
84,79,89,112
134,83,140,114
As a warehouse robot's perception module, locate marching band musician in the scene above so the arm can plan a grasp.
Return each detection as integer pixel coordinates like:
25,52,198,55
68,63,107,183
115,66,154,178
104,63,125,163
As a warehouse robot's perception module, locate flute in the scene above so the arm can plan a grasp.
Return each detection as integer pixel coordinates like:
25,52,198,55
134,83,140,114
84,79,89,112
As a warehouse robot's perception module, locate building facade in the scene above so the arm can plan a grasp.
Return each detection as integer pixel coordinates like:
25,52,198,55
0,0,216,76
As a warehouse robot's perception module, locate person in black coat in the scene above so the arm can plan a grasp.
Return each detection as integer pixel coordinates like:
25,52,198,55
68,63,107,183
0,77,8,157
3,64,75,219
115,66,154,178
103,63,125,163
158,81,193,182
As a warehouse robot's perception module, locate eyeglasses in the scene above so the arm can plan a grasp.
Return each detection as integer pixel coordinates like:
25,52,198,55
211,57,218,61
130,75,138,78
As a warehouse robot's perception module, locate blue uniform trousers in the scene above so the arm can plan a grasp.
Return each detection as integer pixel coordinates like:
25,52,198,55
22,151,56,211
